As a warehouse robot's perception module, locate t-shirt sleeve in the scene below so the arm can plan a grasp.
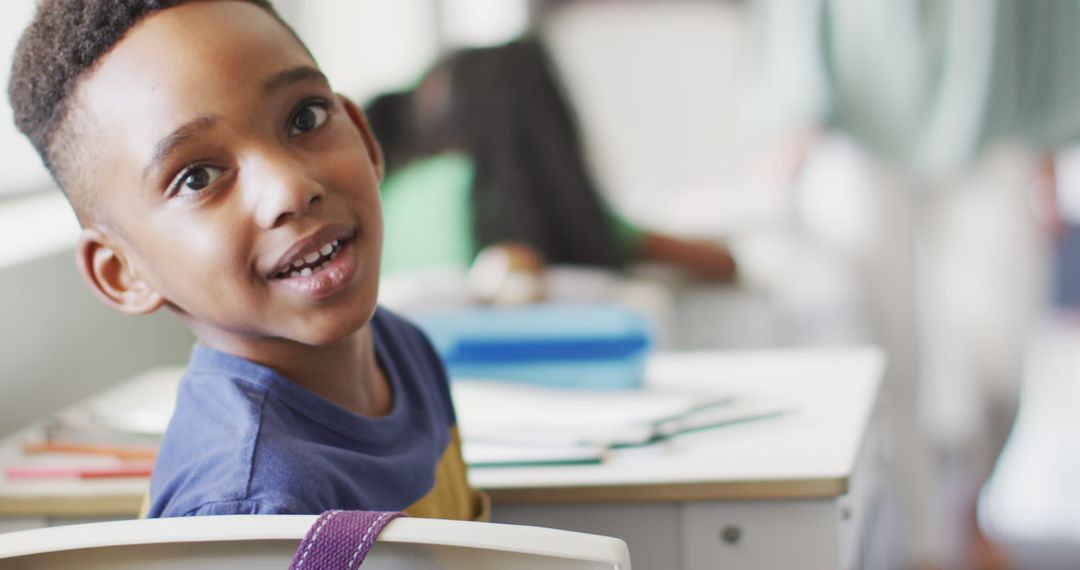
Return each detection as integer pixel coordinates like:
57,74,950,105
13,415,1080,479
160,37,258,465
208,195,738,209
608,209,645,262
185,500,295,516
380,153,476,275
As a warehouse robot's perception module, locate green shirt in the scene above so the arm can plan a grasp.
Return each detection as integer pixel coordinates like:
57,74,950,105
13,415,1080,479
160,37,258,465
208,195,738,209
379,154,475,277
379,153,643,276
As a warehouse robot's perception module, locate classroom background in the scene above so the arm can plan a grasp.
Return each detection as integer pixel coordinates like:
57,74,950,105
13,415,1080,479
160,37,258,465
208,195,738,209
3,1,1080,568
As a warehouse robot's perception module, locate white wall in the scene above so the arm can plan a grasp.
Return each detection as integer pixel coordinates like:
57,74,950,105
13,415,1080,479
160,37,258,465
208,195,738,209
0,248,193,436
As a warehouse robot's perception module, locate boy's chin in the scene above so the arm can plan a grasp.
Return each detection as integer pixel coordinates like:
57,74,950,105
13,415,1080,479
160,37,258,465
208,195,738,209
181,298,377,352
290,304,377,347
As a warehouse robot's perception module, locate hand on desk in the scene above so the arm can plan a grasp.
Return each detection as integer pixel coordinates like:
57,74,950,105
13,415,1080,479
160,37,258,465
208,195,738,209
639,232,738,283
468,233,738,307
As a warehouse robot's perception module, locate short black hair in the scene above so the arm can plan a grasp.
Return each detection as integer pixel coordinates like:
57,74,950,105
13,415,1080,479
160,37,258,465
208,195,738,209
7,0,292,216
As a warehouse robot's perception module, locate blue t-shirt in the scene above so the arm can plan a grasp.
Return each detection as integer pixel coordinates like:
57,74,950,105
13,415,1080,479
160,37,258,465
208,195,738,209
147,307,465,518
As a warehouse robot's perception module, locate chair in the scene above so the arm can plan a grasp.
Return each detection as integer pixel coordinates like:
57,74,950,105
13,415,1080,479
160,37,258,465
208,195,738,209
0,515,631,569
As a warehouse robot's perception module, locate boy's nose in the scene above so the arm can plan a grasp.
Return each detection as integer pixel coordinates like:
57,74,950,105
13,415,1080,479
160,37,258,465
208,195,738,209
248,155,327,229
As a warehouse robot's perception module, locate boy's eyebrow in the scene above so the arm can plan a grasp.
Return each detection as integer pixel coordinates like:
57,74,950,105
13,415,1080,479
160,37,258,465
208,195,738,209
142,66,329,182
144,115,218,182
263,65,329,95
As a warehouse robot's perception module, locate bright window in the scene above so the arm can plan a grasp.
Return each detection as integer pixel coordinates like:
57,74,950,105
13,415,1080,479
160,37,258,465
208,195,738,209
280,0,440,104
280,0,531,104
442,0,530,48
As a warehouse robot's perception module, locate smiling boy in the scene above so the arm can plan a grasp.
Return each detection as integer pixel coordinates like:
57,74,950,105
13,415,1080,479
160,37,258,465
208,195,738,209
9,0,485,519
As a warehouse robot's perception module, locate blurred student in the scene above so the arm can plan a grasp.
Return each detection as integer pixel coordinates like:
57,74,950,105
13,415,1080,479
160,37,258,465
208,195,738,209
367,39,737,294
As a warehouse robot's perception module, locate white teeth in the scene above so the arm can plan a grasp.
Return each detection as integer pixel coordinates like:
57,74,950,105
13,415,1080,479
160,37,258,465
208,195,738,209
277,239,343,279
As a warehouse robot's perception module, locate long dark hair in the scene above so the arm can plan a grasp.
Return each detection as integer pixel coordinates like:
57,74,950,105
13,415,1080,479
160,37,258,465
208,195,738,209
373,39,627,267
442,40,629,267
364,90,417,175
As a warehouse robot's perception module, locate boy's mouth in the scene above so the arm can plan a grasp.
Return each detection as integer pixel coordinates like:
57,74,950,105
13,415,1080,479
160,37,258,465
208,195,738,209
269,233,359,299
272,239,343,279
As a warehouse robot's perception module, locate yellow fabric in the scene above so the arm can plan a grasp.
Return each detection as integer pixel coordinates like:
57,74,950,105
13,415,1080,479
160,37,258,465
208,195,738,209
404,426,490,521
139,491,150,519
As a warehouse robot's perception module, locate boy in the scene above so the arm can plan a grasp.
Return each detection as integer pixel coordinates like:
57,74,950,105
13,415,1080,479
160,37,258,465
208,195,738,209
8,0,485,519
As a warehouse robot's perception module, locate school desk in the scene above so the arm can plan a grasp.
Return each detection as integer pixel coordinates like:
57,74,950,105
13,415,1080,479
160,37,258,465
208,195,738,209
0,347,884,570
472,348,886,570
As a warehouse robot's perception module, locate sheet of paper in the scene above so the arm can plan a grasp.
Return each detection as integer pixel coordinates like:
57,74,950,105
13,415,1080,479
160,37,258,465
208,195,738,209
463,441,605,468
452,380,737,447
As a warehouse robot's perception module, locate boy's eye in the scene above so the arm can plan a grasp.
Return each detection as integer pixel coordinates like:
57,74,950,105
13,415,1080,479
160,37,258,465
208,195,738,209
172,165,223,197
289,101,330,136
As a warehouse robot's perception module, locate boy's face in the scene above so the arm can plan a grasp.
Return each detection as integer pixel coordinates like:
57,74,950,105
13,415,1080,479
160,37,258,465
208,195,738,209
74,1,384,349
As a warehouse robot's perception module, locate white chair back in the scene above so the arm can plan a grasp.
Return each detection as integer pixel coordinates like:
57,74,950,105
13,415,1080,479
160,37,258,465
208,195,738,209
0,515,631,569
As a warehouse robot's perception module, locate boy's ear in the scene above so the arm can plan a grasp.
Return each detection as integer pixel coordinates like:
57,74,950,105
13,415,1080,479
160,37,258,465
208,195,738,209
339,94,385,182
75,228,164,315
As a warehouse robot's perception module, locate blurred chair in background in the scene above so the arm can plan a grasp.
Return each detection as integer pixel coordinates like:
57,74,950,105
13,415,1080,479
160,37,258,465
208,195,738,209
979,144,1080,567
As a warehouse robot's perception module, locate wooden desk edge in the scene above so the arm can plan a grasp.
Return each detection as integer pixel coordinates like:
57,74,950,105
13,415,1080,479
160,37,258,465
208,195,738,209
0,476,851,517
482,476,850,505
0,495,143,518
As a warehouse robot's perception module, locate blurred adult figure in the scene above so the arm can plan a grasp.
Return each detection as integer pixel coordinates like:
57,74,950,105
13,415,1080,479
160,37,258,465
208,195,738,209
756,1,1080,567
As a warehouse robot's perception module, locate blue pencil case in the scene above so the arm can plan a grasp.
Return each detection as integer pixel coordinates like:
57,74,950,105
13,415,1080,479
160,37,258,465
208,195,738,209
412,304,652,390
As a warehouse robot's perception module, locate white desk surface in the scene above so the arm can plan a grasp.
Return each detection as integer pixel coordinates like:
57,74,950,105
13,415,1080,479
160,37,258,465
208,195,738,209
0,347,883,517
0,368,179,517
472,347,884,504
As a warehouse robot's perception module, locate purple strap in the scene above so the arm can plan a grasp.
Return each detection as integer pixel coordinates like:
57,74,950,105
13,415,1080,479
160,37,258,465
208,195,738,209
289,510,406,570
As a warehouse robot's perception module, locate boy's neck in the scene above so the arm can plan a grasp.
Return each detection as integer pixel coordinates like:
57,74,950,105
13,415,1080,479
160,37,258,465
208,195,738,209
191,324,392,418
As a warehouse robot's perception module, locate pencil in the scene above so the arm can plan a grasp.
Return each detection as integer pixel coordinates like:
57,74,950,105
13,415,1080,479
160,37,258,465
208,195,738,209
22,440,158,461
